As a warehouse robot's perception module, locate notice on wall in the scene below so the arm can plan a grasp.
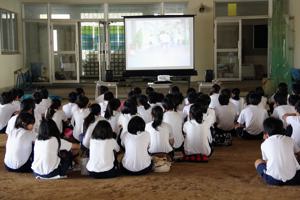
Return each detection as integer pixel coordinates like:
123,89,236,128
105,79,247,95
228,3,237,16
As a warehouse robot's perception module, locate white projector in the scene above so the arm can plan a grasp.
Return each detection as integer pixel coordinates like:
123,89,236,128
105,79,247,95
157,75,171,82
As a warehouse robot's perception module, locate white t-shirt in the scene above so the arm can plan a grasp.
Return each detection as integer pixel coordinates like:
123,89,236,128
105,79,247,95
286,116,300,147
95,94,104,104
261,135,300,182
209,93,220,109
40,98,52,109
121,131,151,172
100,101,108,117
203,108,216,128
137,106,152,124
163,111,184,149
4,128,36,169
118,113,136,134
6,115,17,135
182,104,192,120
107,111,121,135
72,108,90,140
62,102,78,119
82,116,105,148
34,103,48,132
0,103,18,130
12,100,21,112
145,122,173,154
183,119,212,156
272,105,296,128
87,138,120,173
258,96,269,111
237,105,268,135
230,98,245,116
51,110,67,133
31,137,72,175
215,104,236,131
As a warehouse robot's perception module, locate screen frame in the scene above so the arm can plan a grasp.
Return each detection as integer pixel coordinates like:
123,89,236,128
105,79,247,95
123,15,196,76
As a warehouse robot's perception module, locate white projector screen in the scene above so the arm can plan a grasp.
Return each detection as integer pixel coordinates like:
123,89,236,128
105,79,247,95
125,16,194,71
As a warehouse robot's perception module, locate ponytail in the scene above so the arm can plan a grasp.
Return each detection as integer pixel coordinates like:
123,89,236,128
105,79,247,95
151,106,163,130
138,95,150,110
46,99,61,120
104,98,121,120
83,104,101,133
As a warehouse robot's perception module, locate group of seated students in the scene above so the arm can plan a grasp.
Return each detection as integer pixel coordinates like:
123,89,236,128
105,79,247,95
1,82,300,185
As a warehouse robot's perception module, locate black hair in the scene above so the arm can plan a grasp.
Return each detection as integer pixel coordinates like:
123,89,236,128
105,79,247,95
92,120,115,140
122,99,137,115
46,99,61,120
137,95,150,110
132,87,142,95
172,93,184,111
1,91,13,104
263,117,285,136
292,83,300,95
15,112,35,129
156,93,165,103
255,87,265,97
197,94,210,113
83,103,101,133
68,92,77,103
186,87,196,96
33,91,42,104
187,92,198,104
99,86,109,95
38,119,61,152
104,91,114,102
145,87,154,95
148,92,157,104
151,106,163,130
39,87,49,99
220,88,231,98
189,103,204,124
10,88,24,100
218,94,230,105
162,97,174,111
295,101,300,113
128,116,145,135
288,95,300,106
277,82,288,97
105,98,121,119
20,98,35,114
170,86,180,94
248,92,262,105
232,88,240,101
274,92,287,105
76,87,85,96
210,84,221,95
76,95,89,109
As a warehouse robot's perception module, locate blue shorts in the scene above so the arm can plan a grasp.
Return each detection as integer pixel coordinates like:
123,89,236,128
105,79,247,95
256,163,300,186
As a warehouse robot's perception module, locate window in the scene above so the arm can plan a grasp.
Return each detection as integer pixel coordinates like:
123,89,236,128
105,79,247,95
164,2,188,15
0,8,18,54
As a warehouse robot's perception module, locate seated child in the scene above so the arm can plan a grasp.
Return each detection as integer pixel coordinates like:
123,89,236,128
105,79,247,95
283,101,300,146
38,87,52,109
272,92,295,128
62,92,78,120
95,86,108,104
32,119,80,179
137,95,152,124
183,103,212,162
46,99,67,134
255,117,300,185
182,91,198,120
104,98,121,134
0,91,19,133
121,116,152,175
209,84,221,109
236,93,268,139
256,87,269,111
230,88,245,117
4,113,36,172
145,106,174,155
118,99,138,135
100,91,114,117
10,88,24,112
87,120,120,179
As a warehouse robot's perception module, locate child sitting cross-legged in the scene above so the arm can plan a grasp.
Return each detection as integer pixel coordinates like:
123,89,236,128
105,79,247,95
255,117,300,186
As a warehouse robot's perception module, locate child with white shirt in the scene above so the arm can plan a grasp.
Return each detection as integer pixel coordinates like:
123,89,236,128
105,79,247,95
10,88,24,112
162,97,184,150
145,106,174,155
6,98,35,135
182,91,198,120
272,92,295,128
100,91,114,117
46,99,67,135
255,117,300,185
82,104,104,149
256,87,269,111
32,119,80,179
236,92,268,139
118,99,138,135
184,87,196,105
121,116,152,175
39,87,52,109
95,85,108,104
4,113,36,172
62,92,78,120
104,98,121,134
230,88,245,117
0,91,19,133
137,95,152,124
72,96,90,142
33,91,47,133
183,103,212,162
283,101,300,146
209,84,221,109
87,120,120,178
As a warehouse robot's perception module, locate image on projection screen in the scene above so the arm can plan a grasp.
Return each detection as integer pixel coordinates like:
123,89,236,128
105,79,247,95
125,17,194,70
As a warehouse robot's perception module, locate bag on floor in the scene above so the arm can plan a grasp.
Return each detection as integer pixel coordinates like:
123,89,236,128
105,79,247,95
213,132,232,146
152,154,171,173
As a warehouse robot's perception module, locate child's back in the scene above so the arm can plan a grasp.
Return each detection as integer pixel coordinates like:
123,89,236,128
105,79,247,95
163,110,183,149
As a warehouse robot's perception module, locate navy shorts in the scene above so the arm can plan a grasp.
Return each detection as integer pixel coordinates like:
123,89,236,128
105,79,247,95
256,163,283,185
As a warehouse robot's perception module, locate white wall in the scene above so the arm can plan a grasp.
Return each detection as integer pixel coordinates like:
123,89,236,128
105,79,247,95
0,0,23,90
289,0,300,68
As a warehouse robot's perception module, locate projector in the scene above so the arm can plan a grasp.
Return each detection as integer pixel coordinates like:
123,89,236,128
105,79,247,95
157,75,171,82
